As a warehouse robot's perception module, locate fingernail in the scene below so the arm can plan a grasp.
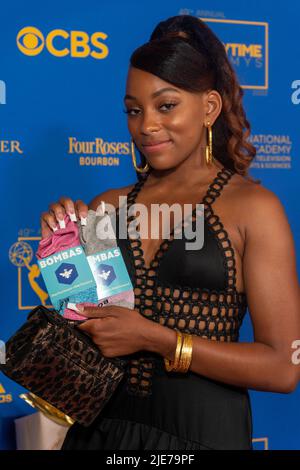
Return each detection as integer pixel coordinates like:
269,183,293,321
53,226,58,232
80,216,87,226
59,219,66,229
67,303,77,311
67,303,84,313
69,212,77,222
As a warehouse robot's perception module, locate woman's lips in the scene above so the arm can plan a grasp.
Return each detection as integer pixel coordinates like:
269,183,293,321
142,140,172,153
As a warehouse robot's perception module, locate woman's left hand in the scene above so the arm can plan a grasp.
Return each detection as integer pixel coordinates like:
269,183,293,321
77,305,150,357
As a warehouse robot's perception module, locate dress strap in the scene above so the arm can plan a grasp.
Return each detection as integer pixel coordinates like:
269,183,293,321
202,167,235,207
126,171,150,206
202,167,238,294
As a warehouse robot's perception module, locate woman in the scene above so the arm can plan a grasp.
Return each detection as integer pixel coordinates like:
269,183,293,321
41,15,300,450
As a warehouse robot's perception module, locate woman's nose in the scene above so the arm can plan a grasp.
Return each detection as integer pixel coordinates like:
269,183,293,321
140,114,160,134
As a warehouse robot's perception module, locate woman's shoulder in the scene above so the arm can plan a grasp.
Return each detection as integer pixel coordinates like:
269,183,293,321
88,183,136,211
229,171,289,234
232,172,284,209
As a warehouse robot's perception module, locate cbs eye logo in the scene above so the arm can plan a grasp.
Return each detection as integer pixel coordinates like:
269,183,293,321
17,26,109,59
17,26,44,56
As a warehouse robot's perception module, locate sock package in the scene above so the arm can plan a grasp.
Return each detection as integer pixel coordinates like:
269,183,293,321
36,202,134,321
79,205,134,312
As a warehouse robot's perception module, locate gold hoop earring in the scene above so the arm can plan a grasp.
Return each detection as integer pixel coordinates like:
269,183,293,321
131,138,149,173
205,122,214,166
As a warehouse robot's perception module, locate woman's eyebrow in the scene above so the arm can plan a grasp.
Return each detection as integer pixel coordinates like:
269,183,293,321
124,87,180,101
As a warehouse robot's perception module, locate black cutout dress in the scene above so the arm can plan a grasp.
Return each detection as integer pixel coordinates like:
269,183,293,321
61,166,253,450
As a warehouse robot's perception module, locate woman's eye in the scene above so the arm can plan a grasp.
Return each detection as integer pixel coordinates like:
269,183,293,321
123,102,177,116
123,108,139,116
160,102,177,111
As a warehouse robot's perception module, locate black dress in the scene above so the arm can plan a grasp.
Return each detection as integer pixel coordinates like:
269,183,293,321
61,166,253,450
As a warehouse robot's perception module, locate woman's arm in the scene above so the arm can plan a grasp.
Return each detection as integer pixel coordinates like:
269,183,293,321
144,188,300,393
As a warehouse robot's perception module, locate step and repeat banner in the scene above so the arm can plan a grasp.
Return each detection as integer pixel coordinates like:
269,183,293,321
0,0,299,450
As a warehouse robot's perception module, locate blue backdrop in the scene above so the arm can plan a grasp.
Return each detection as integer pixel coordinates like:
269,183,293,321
1,0,299,450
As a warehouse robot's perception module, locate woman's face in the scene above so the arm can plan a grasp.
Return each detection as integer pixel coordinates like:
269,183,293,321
124,66,221,171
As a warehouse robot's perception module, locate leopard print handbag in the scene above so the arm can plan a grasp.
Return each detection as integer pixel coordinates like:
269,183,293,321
0,305,126,426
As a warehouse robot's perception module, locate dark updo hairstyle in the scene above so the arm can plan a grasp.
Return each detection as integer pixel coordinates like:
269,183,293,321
129,15,260,184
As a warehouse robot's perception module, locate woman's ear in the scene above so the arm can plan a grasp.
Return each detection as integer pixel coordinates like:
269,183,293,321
204,90,222,125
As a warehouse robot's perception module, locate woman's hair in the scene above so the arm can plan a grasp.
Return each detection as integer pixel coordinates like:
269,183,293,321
129,15,260,184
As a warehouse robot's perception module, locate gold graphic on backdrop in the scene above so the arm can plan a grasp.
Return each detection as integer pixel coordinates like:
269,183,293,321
0,383,13,404
252,437,269,450
9,240,48,307
201,18,269,90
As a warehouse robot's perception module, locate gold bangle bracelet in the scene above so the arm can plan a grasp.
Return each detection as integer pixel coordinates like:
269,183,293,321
178,345,192,372
164,330,183,372
176,334,193,373
182,334,193,371
183,336,193,372
164,331,182,371
173,330,184,370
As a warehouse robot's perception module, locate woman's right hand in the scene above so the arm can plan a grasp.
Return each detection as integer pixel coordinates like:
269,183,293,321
40,197,88,239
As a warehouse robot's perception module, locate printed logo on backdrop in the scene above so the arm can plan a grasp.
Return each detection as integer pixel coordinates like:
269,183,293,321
179,8,225,19
178,11,268,90
252,437,269,450
291,80,300,104
9,230,51,310
16,26,109,59
201,18,268,90
0,82,23,156
0,383,13,404
0,80,6,105
0,138,23,157
68,137,130,167
250,134,293,170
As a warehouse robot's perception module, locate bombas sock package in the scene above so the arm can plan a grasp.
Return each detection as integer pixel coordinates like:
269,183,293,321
36,214,98,320
79,202,134,312
36,203,134,321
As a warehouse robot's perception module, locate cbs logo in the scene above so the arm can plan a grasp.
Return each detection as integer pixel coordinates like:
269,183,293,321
17,26,109,59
